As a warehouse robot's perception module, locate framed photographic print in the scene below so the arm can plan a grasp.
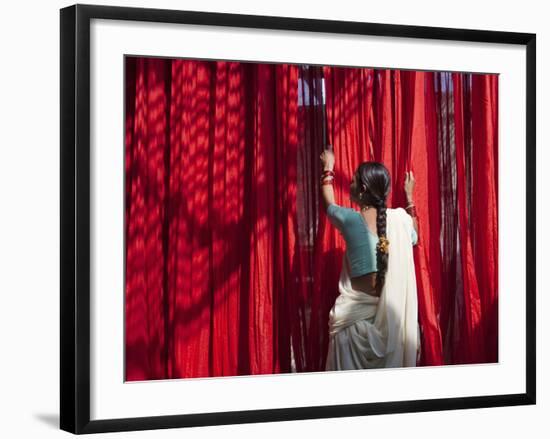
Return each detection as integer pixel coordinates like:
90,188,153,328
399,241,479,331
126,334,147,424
60,3,536,434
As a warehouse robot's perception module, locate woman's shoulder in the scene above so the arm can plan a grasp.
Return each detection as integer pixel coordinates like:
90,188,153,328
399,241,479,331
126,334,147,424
328,203,357,215
326,203,359,229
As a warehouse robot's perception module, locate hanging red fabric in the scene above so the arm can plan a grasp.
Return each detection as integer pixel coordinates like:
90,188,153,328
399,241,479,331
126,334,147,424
408,71,444,365
125,58,301,380
452,73,485,363
471,74,499,363
125,57,170,380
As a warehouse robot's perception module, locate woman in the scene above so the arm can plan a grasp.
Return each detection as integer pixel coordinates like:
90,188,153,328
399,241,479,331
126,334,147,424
319,146,421,370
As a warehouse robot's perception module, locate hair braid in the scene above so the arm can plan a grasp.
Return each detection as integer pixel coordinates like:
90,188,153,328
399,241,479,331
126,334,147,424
353,161,391,294
375,201,389,294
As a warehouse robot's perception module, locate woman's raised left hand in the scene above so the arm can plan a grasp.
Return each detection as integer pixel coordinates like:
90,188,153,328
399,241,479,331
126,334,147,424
404,170,416,202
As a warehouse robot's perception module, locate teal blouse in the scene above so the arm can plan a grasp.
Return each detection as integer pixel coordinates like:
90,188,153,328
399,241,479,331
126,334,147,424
326,203,418,278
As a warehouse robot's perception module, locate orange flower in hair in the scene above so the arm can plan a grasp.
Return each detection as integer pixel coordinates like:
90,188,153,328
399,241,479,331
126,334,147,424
377,236,390,254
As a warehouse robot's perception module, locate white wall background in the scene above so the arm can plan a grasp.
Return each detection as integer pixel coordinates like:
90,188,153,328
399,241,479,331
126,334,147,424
0,0,545,437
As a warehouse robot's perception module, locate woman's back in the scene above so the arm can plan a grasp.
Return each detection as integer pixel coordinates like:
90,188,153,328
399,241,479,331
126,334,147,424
326,205,420,368
326,204,418,291
318,153,421,368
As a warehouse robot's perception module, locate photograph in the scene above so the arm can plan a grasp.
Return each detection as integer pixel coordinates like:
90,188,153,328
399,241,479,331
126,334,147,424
57,2,536,434
123,56,499,381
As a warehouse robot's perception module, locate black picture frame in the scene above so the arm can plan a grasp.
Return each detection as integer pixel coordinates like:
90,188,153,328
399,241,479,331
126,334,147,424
60,3,536,434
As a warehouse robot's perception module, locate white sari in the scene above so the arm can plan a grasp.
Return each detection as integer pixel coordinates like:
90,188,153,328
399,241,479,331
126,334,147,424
325,207,420,370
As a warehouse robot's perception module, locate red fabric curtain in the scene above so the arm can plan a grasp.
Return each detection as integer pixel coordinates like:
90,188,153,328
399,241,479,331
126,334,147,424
125,58,498,380
471,74,499,363
125,57,301,380
322,67,498,366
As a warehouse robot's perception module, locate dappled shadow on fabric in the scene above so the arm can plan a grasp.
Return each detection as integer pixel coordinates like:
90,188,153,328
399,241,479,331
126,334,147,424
125,58,307,380
124,58,498,381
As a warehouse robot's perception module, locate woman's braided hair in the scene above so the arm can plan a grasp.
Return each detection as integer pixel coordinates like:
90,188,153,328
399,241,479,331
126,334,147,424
356,162,391,295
